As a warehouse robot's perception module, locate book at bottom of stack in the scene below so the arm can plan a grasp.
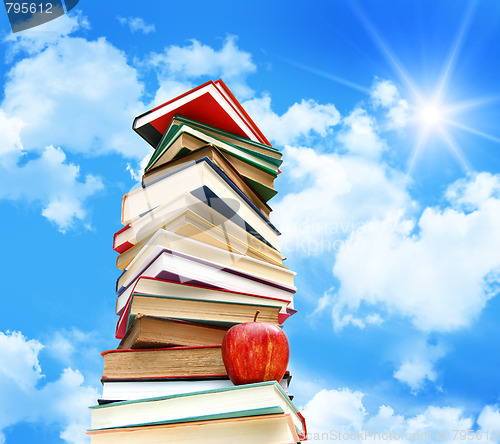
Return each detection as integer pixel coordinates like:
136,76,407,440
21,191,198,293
88,381,305,444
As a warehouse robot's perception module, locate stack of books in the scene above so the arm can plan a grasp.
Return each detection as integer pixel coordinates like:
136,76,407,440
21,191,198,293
88,80,307,443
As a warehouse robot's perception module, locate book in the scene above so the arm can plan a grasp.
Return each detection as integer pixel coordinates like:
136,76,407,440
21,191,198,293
116,229,295,291
121,158,281,251
115,277,295,338
123,293,281,332
115,248,296,315
143,144,278,203
145,124,281,177
101,345,226,379
113,191,260,254
132,79,271,148
115,200,285,268
117,314,229,349
87,413,300,444
89,381,306,439
99,373,292,402
161,115,282,159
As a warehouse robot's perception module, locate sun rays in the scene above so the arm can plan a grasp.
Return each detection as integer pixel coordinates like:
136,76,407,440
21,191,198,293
284,0,500,177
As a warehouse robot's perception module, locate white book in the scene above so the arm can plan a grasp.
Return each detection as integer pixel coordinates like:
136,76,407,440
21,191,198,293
114,192,284,265
114,204,286,270
117,229,295,291
100,374,291,402
121,158,280,251
116,248,296,315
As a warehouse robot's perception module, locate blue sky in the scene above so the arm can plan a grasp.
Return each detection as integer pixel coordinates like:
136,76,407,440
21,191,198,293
1,0,500,442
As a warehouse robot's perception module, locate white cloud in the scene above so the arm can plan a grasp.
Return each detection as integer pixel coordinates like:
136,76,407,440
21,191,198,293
0,331,98,444
3,32,146,159
301,387,480,443
149,78,195,108
446,172,500,210
477,405,500,430
117,16,156,34
301,388,366,434
393,340,447,393
0,109,25,160
338,108,386,158
372,80,399,108
0,144,103,231
331,172,500,334
147,36,256,99
405,406,473,437
371,79,409,129
243,95,340,146
39,368,97,444
45,329,101,369
4,12,89,56
387,99,409,128
0,331,43,391
273,146,411,257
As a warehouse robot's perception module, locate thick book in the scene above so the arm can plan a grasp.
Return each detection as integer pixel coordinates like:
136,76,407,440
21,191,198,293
115,209,285,271
161,115,282,159
116,229,295,291
123,294,281,337
121,158,280,250
117,314,229,349
132,79,271,148
101,345,226,379
87,413,300,444
115,248,296,315
99,373,292,402
143,144,278,203
89,381,306,439
113,191,268,253
145,124,281,177
115,277,295,338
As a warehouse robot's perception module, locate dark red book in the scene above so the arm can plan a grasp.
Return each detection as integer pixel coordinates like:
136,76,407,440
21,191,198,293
132,79,271,148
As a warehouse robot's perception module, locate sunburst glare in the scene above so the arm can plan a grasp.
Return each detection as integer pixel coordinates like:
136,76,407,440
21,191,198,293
417,100,445,129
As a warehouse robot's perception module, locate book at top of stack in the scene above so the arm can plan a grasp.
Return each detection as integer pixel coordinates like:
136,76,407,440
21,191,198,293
89,79,305,443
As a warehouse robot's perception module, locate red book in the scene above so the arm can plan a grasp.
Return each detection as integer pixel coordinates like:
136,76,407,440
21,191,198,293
133,79,271,148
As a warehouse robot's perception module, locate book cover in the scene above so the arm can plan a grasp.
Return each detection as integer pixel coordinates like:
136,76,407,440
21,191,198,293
132,79,271,148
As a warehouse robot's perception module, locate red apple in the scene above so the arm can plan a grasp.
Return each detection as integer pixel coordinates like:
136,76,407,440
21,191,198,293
221,311,289,385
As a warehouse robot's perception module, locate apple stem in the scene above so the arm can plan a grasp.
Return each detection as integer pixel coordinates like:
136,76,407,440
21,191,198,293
253,311,260,322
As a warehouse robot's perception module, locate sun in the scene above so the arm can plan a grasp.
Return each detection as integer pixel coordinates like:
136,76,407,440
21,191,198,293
417,100,445,129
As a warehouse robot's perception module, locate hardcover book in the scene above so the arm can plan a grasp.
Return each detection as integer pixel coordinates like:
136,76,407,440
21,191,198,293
132,79,271,148
101,345,226,380
143,144,278,203
161,115,282,159
146,124,281,176
115,277,295,339
115,248,296,315
117,315,229,349
121,158,280,250
90,381,306,438
116,229,295,291
87,413,299,444
99,373,292,402
115,209,285,271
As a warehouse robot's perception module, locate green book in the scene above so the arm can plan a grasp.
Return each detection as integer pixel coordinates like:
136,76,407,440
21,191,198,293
89,381,306,438
163,114,282,155
146,124,282,174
